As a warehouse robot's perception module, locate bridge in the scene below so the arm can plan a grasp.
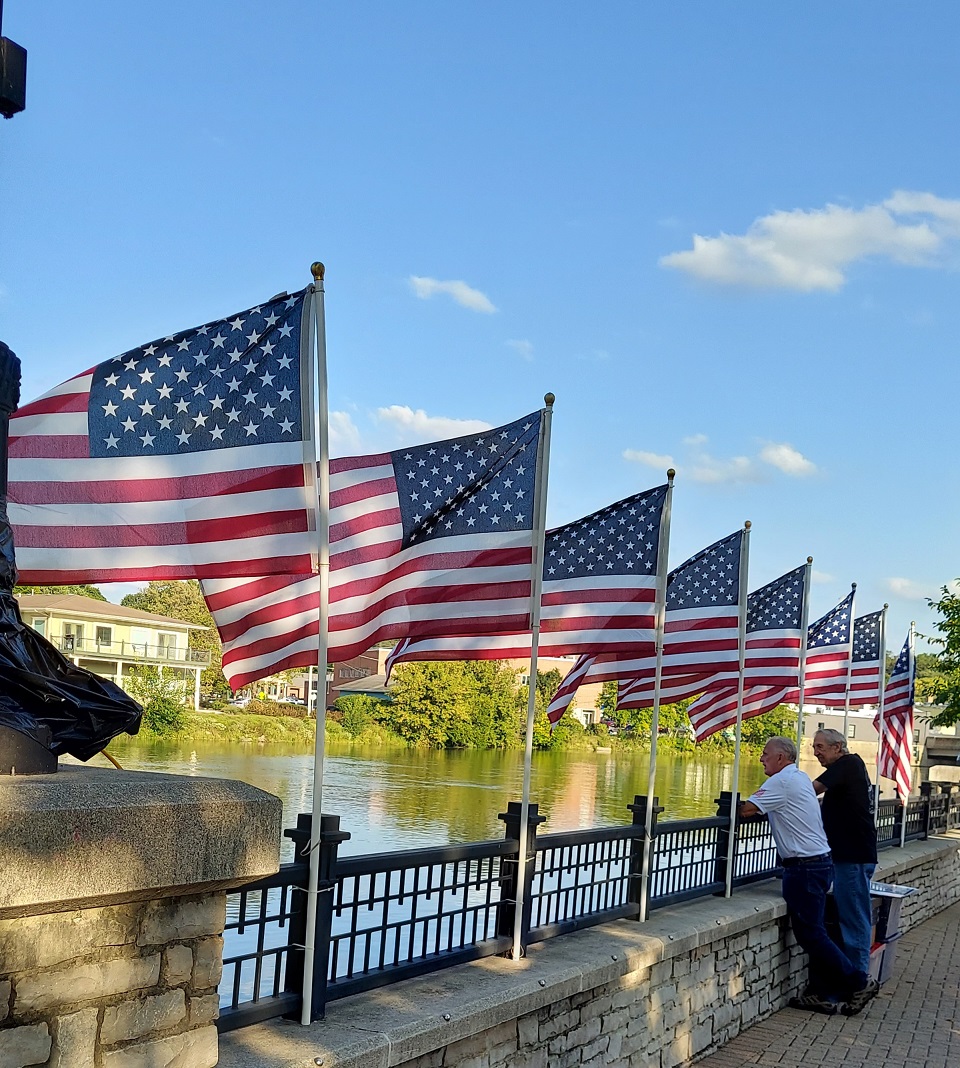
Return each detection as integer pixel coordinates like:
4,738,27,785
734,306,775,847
921,732,960,775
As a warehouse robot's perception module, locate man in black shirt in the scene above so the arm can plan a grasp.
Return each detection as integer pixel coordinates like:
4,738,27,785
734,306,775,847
813,729,878,975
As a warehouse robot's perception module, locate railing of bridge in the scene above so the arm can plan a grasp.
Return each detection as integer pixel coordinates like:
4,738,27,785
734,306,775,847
217,782,960,1032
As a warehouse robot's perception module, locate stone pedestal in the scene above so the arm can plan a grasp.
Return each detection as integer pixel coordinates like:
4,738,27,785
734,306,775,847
0,766,281,1067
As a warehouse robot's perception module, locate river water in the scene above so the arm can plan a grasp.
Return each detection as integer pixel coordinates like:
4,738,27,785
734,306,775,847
102,736,787,860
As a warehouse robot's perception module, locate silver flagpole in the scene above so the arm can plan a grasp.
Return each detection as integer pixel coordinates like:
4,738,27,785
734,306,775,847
724,521,751,898
637,469,675,922
841,583,857,743
898,621,916,848
511,393,554,961
794,557,813,764
301,263,331,1025
873,604,888,820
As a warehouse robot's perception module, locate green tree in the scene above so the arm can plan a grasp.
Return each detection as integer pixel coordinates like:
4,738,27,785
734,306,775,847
14,584,106,601
121,581,230,705
125,665,186,735
331,694,384,736
926,583,960,727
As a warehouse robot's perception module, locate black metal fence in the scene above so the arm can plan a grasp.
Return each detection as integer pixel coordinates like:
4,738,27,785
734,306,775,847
217,782,960,1033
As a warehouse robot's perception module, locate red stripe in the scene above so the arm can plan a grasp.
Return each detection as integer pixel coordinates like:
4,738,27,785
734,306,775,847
330,507,402,545
222,619,319,664
217,595,320,644
204,575,315,613
9,464,306,504
540,613,655,634
541,587,656,606
329,580,529,632
330,453,390,475
13,508,310,548
9,435,91,459
12,388,90,419
664,615,738,633
330,474,397,510
17,554,316,584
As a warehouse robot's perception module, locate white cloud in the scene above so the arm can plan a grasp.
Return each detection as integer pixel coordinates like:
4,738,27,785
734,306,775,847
811,570,834,585
660,192,959,291
759,442,817,477
682,433,708,446
623,449,675,471
375,405,491,444
506,338,534,361
688,454,760,485
885,577,931,602
329,410,362,455
409,276,497,313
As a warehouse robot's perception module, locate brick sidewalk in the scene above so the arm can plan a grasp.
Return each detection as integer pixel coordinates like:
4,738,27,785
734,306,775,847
695,899,960,1068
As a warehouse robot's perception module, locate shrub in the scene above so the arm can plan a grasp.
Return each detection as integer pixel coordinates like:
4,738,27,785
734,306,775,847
245,698,308,719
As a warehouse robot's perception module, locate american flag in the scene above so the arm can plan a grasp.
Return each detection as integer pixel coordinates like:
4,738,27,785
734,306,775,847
546,655,595,727
204,411,544,689
8,289,318,582
874,633,915,801
681,589,855,740
608,530,744,712
820,610,883,707
685,564,807,739
618,561,805,715
382,483,669,675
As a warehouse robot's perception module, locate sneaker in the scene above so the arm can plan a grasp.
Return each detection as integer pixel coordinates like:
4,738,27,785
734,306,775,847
788,992,840,1015
842,979,879,1016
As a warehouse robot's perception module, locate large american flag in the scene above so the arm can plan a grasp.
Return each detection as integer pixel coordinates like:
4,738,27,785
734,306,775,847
382,483,669,675
874,633,915,801
820,610,883,707
684,564,807,739
8,289,318,582
608,530,744,712
204,411,544,689
681,589,854,740
618,560,804,715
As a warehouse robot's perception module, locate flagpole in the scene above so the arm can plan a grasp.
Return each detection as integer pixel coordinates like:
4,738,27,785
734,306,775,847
841,583,857,743
873,604,888,819
637,469,675,922
510,392,554,961
898,621,916,847
724,521,751,898
794,557,814,764
301,262,331,1025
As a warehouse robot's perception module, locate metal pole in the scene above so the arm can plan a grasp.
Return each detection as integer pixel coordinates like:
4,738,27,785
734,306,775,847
794,557,813,763
873,605,888,819
301,264,331,1024
510,393,554,961
637,469,675,921
724,521,751,898
841,584,858,743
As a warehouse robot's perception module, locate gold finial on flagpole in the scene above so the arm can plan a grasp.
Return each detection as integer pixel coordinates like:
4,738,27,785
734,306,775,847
744,520,752,530
807,556,814,564
311,262,325,282
543,392,555,407
667,468,676,480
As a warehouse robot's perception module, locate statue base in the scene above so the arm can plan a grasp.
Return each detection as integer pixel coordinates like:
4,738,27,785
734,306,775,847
0,723,57,775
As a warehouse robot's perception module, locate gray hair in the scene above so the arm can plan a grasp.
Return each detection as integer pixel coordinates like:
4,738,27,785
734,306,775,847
766,736,798,762
814,728,848,753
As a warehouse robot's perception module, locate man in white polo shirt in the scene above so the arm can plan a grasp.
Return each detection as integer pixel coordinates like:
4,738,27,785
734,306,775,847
738,736,878,1016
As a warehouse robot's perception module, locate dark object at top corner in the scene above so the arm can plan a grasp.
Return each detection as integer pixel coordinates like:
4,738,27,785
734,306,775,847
0,35,27,119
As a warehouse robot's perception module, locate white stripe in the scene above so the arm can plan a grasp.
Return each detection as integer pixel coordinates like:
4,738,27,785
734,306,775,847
10,411,89,437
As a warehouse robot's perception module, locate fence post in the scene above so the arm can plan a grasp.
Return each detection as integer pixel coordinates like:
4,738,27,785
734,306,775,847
626,794,662,917
713,791,739,891
919,781,934,839
496,801,545,954
282,812,351,1022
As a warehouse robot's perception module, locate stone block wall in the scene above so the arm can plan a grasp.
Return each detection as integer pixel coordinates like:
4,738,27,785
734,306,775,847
0,893,224,1068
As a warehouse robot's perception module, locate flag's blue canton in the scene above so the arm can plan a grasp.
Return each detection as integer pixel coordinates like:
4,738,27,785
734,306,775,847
544,484,666,580
808,592,854,649
391,412,541,548
852,611,883,662
88,291,305,457
890,638,911,682
746,564,805,632
666,531,742,610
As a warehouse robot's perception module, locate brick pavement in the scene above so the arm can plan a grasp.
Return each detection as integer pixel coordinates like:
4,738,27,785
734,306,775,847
694,899,960,1068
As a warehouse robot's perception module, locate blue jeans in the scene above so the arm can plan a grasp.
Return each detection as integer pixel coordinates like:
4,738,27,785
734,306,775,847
781,859,868,999
832,862,877,974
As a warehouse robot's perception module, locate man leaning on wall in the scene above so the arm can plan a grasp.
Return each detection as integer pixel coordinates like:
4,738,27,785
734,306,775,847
812,727,878,976
738,735,878,1016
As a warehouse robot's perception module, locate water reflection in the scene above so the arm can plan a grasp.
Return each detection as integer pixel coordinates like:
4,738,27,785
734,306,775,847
104,737,785,861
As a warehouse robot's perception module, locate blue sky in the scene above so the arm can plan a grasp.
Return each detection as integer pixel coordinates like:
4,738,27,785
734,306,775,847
2,2,957,649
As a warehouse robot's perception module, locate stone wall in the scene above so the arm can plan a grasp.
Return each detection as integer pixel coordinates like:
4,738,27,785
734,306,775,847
217,832,960,1068
0,894,224,1068
0,766,281,1068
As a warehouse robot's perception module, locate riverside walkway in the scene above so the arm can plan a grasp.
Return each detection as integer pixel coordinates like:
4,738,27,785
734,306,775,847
696,898,960,1068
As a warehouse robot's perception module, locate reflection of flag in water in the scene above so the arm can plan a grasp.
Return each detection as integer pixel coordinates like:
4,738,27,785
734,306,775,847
618,561,804,719
9,290,319,582
546,655,595,727
684,590,853,740
205,411,544,689
384,484,670,677
820,610,883,707
874,632,915,801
